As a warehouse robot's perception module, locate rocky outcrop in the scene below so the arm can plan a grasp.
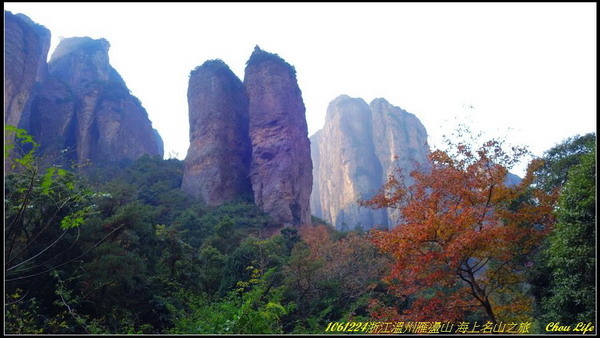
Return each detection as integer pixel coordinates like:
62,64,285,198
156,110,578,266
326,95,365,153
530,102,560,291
244,47,312,226
370,98,430,225
28,37,162,165
180,48,313,223
312,95,429,230
312,96,387,230
4,11,51,144
181,60,252,206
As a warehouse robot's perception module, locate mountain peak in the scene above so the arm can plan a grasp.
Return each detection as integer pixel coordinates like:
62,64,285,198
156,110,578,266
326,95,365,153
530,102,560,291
246,46,296,76
182,58,252,206
244,48,311,225
50,36,110,62
312,95,430,230
190,59,232,77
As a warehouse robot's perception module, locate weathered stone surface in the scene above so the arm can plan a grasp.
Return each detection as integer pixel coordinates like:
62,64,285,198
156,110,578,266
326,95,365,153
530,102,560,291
309,130,323,219
313,95,387,230
28,37,162,165
370,98,429,225
244,47,312,226
4,11,50,142
311,95,430,230
153,129,164,159
181,60,252,206
28,77,75,161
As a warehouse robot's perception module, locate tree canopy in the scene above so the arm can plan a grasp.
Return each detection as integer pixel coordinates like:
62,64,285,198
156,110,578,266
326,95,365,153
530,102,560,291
362,133,557,324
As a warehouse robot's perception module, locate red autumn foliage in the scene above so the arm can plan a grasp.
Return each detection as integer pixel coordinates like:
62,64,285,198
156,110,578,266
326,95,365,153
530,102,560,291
284,225,390,318
361,136,557,323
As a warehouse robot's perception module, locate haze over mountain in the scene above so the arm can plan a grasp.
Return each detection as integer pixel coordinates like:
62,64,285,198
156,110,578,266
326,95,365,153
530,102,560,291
311,95,429,230
3,8,593,335
4,10,50,146
3,11,512,232
4,11,163,167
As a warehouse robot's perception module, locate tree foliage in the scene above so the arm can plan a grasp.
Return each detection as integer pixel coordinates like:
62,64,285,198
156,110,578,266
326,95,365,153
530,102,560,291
283,225,389,331
7,125,590,334
5,126,97,284
534,133,596,193
526,133,596,332
361,130,557,323
540,144,596,328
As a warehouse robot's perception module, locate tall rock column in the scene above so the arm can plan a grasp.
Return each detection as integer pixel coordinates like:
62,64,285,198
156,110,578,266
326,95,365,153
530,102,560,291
244,47,312,226
181,60,252,205
4,11,50,144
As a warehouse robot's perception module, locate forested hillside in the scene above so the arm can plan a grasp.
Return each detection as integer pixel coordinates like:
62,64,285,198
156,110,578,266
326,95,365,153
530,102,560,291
5,127,595,334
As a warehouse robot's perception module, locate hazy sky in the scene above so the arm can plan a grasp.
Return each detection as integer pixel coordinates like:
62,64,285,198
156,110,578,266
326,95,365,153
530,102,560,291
5,3,597,175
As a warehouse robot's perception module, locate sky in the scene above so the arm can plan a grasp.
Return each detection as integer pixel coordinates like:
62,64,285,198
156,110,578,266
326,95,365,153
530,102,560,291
4,3,597,176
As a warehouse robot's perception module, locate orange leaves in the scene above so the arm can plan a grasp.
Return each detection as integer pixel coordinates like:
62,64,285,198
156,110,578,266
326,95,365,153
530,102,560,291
359,169,407,210
292,225,390,305
364,135,557,323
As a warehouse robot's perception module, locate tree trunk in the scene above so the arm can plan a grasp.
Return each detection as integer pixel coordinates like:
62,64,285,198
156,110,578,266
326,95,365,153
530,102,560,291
481,298,497,324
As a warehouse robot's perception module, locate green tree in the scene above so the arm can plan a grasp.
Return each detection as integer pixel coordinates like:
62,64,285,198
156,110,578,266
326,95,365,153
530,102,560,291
170,268,289,334
534,133,595,193
527,134,596,332
197,245,226,294
540,146,595,328
4,126,106,333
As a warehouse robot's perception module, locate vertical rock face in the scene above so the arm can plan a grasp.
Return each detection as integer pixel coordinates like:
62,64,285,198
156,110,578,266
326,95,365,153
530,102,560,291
370,98,430,225
309,130,323,218
4,11,50,141
312,95,429,230
28,37,162,165
181,60,252,206
153,129,164,159
313,95,387,230
244,47,312,226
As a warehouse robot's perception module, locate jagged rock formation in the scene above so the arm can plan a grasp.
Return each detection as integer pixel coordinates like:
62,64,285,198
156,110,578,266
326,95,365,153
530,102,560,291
4,11,50,144
311,95,429,230
27,36,162,165
244,47,312,225
181,60,252,206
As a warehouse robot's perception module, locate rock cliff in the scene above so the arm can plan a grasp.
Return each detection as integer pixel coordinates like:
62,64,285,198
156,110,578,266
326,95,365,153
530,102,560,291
309,130,323,218
153,129,164,159
244,47,312,225
4,11,51,144
312,95,429,230
370,98,430,225
181,60,252,206
28,37,162,165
